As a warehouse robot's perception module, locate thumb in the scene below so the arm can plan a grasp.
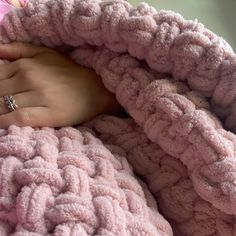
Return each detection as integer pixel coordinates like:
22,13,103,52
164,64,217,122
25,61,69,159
0,42,50,60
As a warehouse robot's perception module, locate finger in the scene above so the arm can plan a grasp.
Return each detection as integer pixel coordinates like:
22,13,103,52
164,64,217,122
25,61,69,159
0,42,51,60
0,75,32,97
0,61,18,80
0,107,54,128
0,91,46,115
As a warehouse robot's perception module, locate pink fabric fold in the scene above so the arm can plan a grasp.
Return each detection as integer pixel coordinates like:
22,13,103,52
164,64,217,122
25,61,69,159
0,1,12,22
0,0,27,22
0,0,236,235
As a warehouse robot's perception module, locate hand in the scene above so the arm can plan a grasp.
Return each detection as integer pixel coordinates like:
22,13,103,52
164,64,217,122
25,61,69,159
0,42,122,128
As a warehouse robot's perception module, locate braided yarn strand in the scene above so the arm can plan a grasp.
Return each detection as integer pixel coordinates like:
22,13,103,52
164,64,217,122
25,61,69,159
0,0,236,235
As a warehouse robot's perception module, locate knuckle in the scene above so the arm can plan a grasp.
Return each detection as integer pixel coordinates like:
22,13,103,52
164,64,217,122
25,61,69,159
15,41,26,48
19,70,35,84
16,58,36,70
16,110,32,125
15,59,27,69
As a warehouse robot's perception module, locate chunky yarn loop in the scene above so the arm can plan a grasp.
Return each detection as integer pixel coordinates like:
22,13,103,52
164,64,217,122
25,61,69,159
0,0,236,235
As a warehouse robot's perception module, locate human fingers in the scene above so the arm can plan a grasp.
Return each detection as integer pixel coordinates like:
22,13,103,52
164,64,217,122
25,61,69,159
0,61,18,80
0,107,54,128
0,57,40,81
0,91,46,115
0,71,35,97
0,42,52,60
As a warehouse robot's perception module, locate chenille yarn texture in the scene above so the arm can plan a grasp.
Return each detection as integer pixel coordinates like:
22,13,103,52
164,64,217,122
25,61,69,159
0,0,27,21
0,0,236,235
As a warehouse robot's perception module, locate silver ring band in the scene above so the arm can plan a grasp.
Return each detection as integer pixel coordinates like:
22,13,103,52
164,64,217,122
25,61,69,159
3,95,18,112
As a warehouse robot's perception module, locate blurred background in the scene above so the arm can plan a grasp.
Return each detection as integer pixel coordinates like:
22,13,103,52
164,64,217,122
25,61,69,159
129,0,236,51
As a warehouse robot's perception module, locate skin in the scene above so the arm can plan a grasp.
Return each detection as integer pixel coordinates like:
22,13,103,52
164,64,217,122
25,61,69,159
0,42,123,128
9,0,21,7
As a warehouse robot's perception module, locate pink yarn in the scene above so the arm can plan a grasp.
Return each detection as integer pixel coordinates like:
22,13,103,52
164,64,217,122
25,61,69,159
88,116,236,236
0,1,13,22
0,0,27,22
0,0,236,235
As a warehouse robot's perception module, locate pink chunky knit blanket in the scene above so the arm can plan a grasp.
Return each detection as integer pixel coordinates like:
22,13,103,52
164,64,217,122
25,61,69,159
0,0,27,21
0,0,236,235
